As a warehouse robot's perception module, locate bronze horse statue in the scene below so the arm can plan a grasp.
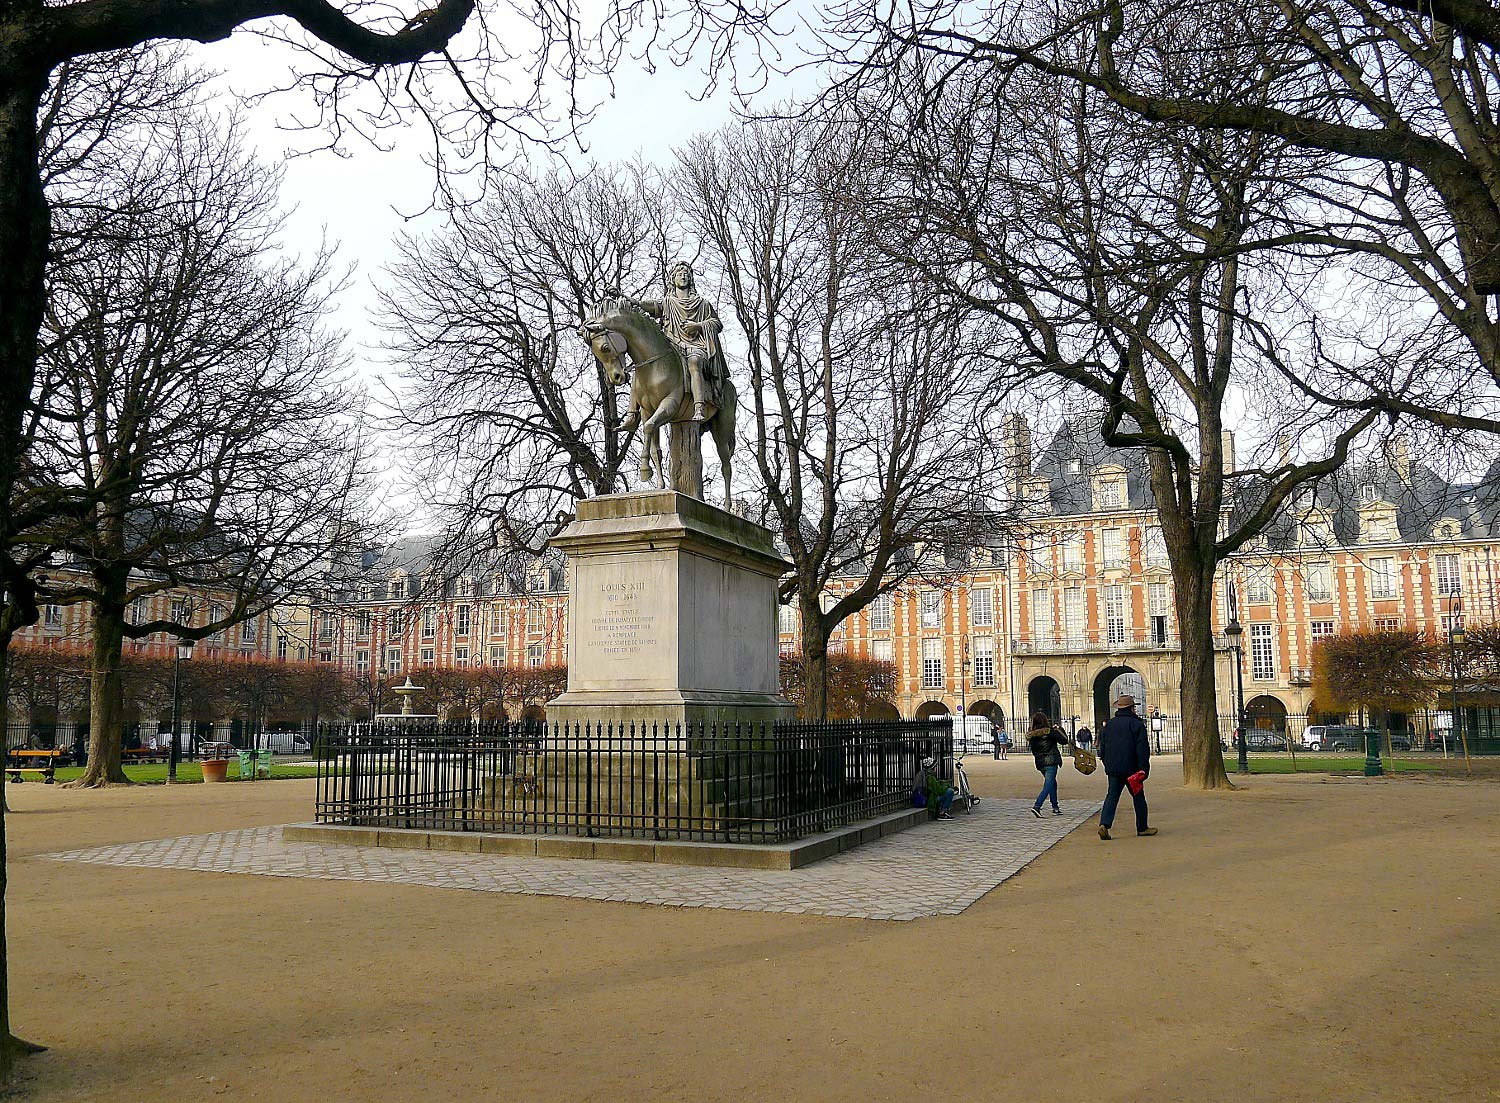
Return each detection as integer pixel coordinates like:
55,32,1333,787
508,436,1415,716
579,295,737,508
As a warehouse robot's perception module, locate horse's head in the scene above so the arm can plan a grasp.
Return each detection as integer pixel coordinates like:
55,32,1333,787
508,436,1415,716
578,298,629,387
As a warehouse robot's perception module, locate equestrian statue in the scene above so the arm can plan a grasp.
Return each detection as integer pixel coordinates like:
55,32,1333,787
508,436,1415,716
578,261,738,508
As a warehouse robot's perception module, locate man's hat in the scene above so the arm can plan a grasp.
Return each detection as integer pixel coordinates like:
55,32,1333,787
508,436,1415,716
1115,694,1136,709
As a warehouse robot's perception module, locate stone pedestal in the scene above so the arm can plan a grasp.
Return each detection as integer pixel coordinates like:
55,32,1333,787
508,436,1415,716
547,491,794,730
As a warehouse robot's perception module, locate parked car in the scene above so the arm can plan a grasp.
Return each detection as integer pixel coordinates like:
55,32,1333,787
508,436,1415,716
1244,731,1289,752
1303,725,1409,752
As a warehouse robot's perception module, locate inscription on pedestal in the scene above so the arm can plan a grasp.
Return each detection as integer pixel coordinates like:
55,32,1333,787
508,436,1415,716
592,581,658,656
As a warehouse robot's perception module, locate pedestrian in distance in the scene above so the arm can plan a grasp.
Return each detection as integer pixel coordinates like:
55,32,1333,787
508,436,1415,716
1097,694,1158,840
1027,711,1070,817
1075,724,1093,750
992,722,1010,760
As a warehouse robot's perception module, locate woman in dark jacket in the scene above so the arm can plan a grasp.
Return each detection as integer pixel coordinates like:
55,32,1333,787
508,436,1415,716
1026,711,1069,817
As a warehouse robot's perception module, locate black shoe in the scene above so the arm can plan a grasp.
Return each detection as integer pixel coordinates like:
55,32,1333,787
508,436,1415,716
1030,806,1042,818
1051,806,1063,815
937,811,954,820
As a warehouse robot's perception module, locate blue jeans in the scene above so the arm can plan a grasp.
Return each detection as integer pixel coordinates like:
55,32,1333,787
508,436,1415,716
1033,764,1059,811
1101,773,1149,832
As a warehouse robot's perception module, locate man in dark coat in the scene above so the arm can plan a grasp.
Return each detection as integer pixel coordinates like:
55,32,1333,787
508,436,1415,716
1097,694,1158,840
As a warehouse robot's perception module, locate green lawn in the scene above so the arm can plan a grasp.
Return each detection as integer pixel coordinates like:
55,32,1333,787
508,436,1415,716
21,761,323,785
1238,755,1442,775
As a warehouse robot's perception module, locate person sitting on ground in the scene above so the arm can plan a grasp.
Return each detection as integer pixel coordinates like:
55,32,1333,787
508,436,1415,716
913,755,955,820
1097,694,1158,841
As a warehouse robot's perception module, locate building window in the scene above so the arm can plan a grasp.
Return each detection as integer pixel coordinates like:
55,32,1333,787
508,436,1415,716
1373,616,1402,631
1064,587,1084,642
527,642,544,668
1370,558,1397,599
870,593,893,631
276,637,288,661
972,636,995,686
319,611,337,641
169,598,192,625
1309,620,1336,647
1031,588,1052,642
387,610,403,637
1103,584,1127,645
43,604,63,629
1435,553,1461,596
921,637,944,688
456,605,471,636
386,647,402,671
1096,478,1123,511
1144,527,1167,567
240,620,258,644
1245,566,1272,604
420,647,435,664
1062,532,1083,573
872,638,893,663
319,650,333,664
354,612,370,640
422,607,437,638
778,604,797,635
1101,529,1125,569
1250,624,1275,681
455,645,468,664
526,603,543,634
1305,562,1332,601
389,579,405,601
920,591,942,629
355,650,369,672
489,645,503,665
1026,534,1051,574
1148,582,1171,646
969,587,993,628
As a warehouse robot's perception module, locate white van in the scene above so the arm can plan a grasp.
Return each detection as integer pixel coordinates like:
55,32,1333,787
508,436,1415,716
950,715,999,753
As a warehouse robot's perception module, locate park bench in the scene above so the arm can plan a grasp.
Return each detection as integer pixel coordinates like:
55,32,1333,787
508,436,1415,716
5,749,62,784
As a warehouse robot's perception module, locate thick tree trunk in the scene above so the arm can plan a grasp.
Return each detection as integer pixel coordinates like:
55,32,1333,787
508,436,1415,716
799,603,830,721
0,63,55,1086
72,597,131,787
1176,564,1233,790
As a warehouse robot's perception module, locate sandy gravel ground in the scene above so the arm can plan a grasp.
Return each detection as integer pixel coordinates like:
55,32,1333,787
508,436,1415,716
5,757,1497,1102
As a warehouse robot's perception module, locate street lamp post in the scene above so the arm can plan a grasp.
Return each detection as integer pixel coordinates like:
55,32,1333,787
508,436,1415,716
1225,583,1248,775
168,638,193,783
1449,595,1471,776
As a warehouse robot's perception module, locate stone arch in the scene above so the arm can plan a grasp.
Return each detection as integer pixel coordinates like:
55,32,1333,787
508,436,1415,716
1305,699,1344,726
1093,665,1146,731
864,701,901,720
914,700,950,720
520,704,547,722
968,699,1004,727
1026,676,1062,724
1245,693,1288,732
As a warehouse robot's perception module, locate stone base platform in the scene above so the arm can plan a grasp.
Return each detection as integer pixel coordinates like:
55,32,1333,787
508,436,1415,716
282,805,930,870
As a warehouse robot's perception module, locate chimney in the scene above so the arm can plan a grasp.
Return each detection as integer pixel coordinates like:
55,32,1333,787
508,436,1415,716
1003,414,1033,501
1220,430,1235,475
1383,434,1411,482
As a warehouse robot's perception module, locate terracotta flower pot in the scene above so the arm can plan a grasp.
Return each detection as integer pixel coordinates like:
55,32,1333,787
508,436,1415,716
201,759,230,783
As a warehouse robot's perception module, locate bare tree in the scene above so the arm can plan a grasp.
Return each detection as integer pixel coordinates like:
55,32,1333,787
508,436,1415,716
676,116,1001,719
849,62,1390,786
28,109,370,787
381,164,674,562
818,0,1500,434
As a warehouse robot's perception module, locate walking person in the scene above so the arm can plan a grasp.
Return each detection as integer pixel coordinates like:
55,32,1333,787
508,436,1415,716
1026,711,1069,817
1097,694,1158,840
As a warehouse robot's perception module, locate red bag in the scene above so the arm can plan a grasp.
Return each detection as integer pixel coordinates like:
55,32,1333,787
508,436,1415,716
1126,769,1147,795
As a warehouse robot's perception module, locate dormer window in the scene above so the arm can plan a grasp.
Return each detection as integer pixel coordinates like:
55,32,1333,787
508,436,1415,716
1358,500,1399,544
1360,484,1377,504
1299,513,1335,548
1092,466,1127,511
1022,477,1051,515
1433,518,1462,541
1066,459,1082,475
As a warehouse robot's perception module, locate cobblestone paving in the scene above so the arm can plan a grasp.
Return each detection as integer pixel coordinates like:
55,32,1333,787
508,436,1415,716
43,799,1098,921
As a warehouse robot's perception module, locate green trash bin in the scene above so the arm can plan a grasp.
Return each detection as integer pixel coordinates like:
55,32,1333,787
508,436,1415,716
256,749,272,779
236,749,256,781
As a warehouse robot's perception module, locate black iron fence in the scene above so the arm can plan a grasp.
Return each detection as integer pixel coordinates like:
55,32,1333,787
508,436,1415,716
1086,710,1500,757
315,718,952,844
